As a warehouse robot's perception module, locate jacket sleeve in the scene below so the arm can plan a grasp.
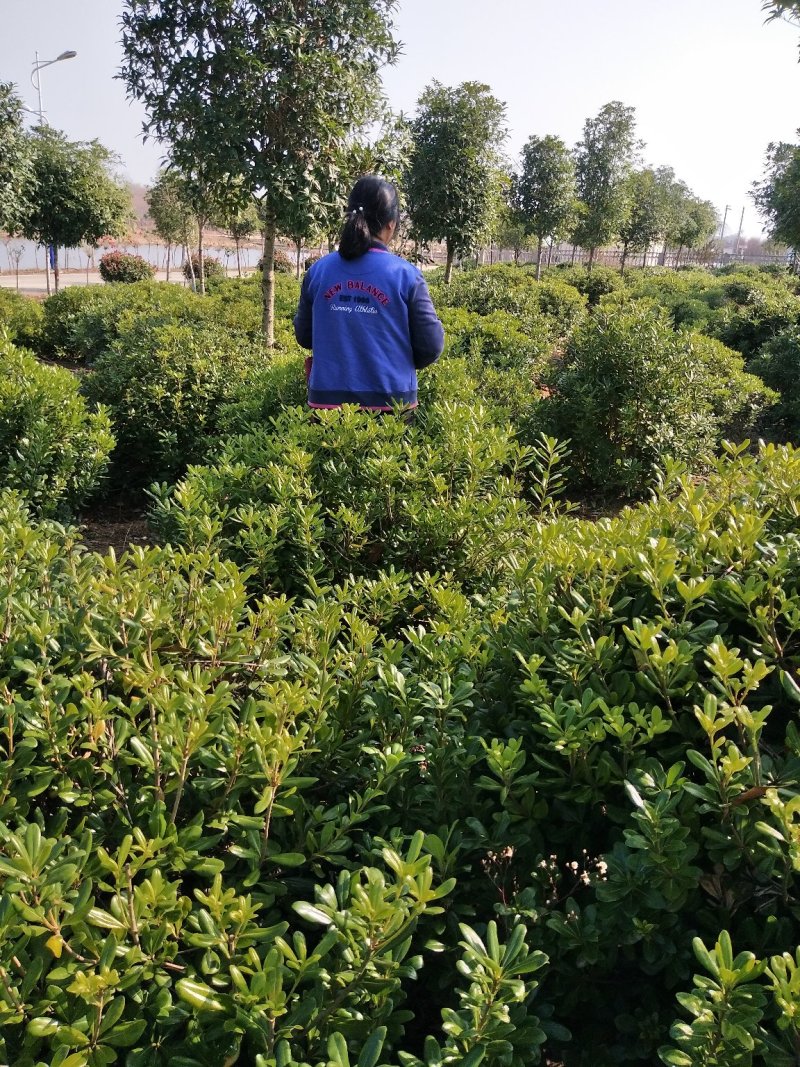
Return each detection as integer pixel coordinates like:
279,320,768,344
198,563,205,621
408,278,445,369
293,270,313,350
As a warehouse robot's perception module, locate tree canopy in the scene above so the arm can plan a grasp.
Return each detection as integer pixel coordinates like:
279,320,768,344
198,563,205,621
20,128,131,289
120,0,399,343
513,134,576,279
752,136,800,257
0,82,34,235
572,101,640,268
406,81,508,283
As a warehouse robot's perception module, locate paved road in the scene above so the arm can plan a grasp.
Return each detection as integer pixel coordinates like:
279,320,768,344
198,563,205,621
0,268,256,296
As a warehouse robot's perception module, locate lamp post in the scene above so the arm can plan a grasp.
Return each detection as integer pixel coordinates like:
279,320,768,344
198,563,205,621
30,50,77,293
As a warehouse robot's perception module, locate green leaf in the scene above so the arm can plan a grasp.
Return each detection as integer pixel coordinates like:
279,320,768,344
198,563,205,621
176,978,227,1013
357,1027,387,1067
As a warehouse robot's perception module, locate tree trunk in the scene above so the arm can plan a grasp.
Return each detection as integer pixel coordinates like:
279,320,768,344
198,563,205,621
444,240,455,285
295,240,302,280
571,244,577,265
620,245,628,275
658,239,668,267
536,236,544,281
197,225,205,295
261,217,277,346
675,244,683,268
53,247,60,292
642,244,648,269
587,246,596,272
165,243,172,282
547,240,554,267
184,242,195,289
235,238,241,278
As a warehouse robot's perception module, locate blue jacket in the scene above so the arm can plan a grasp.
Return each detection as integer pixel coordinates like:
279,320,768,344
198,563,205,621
293,242,445,409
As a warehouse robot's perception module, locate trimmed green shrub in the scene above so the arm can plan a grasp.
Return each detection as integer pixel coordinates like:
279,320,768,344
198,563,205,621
546,263,624,305
257,248,295,274
99,250,156,283
707,281,800,357
749,325,800,442
152,401,535,594
82,320,265,486
431,263,585,335
0,336,113,514
40,282,205,361
5,443,800,1064
0,289,43,348
542,303,775,496
183,253,226,283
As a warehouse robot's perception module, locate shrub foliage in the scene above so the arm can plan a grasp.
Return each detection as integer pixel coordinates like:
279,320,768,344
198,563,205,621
99,250,156,284
2,261,800,1066
0,336,113,515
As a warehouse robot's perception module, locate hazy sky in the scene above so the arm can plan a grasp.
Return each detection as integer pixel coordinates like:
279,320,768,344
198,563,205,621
2,0,799,237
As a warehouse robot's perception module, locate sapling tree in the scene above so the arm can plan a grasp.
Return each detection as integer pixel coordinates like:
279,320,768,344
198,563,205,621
219,194,260,278
120,0,399,344
493,203,534,264
406,80,508,283
19,127,131,291
513,134,577,279
317,110,413,252
671,194,718,265
572,101,640,269
618,168,666,272
146,169,195,281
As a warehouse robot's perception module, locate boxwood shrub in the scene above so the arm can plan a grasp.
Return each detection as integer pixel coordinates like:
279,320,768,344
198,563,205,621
541,303,775,496
3,444,800,1064
99,250,156,283
0,336,113,515
82,319,266,487
152,400,536,594
40,282,205,362
0,288,43,348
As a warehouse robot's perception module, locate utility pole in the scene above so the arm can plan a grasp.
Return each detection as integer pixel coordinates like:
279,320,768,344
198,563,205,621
30,49,77,294
719,205,731,264
734,207,745,258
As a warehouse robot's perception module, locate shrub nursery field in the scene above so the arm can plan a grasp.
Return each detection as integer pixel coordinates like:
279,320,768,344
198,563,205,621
2,262,800,1066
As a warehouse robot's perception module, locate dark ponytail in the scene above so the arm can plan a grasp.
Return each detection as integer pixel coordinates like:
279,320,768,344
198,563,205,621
338,175,400,260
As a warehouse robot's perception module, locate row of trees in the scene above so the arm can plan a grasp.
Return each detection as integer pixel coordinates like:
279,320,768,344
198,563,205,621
404,90,718,283
120,3,724,341
0,83,132,291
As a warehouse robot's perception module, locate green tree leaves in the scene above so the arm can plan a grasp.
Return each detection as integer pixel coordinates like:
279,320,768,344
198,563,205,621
406,81,508,283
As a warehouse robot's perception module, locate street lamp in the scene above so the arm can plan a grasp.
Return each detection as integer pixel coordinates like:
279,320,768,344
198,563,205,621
31,50,77,125
30,49,77,293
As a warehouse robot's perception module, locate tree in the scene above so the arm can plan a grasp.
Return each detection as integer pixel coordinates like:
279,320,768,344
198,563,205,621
762,1,800,25
220,195,260,278
513,134,577,280
492,204,533,264
618,168,667,272
752,137,800,265
319,110,413,252
670,195,717,265
406,81,508,283
572,101,640,269
146,169,195,281
120,0,398,345
0,82,34,236
19,128,131,291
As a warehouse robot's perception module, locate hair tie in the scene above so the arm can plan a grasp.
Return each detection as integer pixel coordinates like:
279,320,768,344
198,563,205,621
356,205,364,213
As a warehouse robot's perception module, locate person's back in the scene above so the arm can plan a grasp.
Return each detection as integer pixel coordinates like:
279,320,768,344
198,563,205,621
294,176,444,412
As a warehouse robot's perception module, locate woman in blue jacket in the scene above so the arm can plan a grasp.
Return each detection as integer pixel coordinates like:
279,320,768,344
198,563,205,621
293,176,445,413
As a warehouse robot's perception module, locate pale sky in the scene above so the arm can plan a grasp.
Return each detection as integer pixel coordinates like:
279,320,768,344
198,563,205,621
1,0,799,238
